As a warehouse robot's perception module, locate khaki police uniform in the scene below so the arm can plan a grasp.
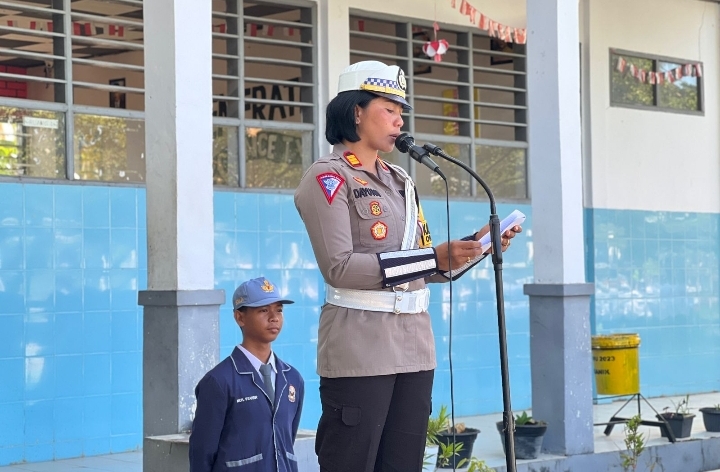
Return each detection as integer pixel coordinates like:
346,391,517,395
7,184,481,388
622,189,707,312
294,143,441,378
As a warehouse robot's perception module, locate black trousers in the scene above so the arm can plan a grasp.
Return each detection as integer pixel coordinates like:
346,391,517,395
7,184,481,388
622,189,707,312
316,370,434,472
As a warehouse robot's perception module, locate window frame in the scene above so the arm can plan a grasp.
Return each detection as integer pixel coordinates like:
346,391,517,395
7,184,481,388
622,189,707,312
0,0,146,186
349,11,529,202
609,48,704,116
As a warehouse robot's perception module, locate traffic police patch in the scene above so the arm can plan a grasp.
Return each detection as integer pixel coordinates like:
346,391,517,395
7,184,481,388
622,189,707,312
417,204,432,248
353,177,368,186
371,221,388,240
343,151,362,168
370,201,382,216
316,172,345,205
288,385,296,403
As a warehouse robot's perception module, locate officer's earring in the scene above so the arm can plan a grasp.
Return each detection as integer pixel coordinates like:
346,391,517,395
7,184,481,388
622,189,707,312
355,118,360,125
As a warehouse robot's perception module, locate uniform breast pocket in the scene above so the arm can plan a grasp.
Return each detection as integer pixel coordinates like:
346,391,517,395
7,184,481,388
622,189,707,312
353,199,393,247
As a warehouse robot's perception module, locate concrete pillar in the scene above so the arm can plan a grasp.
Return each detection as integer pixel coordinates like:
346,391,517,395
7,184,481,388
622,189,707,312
524,0,595,456
140,1,224,470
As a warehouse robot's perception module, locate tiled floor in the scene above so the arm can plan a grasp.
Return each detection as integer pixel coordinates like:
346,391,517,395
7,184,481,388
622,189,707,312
0,452,141,472
1,392,719,471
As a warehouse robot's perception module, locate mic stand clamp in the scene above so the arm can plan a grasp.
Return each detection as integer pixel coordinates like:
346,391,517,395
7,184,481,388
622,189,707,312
424,143,518,472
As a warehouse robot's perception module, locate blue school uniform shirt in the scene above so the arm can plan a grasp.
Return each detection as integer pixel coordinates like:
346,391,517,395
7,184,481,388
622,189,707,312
189,347,305,472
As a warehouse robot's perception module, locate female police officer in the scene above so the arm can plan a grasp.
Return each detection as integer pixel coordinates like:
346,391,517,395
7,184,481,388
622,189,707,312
294,61,521,472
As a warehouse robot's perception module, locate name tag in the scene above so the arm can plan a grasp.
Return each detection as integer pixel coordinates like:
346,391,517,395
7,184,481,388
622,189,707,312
236,395,258,403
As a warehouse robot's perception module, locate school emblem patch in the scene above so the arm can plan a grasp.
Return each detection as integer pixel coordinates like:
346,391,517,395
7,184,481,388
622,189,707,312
370,201,382,216
343,151,362,168
371,221,388,240
353,177,368,186
316,172,345,205
261,280,274,292
288,385,296,403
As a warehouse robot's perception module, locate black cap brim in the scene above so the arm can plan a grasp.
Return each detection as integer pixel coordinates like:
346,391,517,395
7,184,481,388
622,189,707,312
372,91,412,111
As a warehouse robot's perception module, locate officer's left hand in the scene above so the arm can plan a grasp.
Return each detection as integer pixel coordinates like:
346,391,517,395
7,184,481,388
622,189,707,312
476,224,523,253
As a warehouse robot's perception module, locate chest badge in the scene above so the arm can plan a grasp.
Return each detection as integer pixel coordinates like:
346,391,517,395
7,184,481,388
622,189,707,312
316,172,345,205
343,151,362,168
371,221,388,240
288,385,296,403
353,176,368,186
370,201,382,216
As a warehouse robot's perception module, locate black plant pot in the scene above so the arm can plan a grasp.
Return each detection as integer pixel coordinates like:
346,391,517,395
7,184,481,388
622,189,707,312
435,428,480,469
657,413,695,439
496,421,547,460
700,408,720,432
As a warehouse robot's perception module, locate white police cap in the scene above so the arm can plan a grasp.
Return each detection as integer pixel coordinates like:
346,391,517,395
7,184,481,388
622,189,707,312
337,60,411,110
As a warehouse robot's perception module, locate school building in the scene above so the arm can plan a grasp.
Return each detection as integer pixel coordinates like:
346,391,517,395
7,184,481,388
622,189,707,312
0,0,718,469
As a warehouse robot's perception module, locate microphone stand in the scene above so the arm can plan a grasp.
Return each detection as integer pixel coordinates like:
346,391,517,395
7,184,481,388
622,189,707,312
425,144,518,472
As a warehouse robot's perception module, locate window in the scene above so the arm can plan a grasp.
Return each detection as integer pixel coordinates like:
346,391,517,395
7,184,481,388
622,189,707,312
610,50,703,114
0,0,145,182
349,15,528,200
211,0,317,189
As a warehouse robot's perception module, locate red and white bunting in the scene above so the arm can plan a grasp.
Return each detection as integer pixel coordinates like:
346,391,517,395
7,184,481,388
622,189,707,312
451,0,526,45
615,54,703,85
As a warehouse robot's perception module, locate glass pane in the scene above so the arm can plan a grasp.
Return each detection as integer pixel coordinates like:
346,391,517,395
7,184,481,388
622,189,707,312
0,0,67,103
658,61,699,111
244,127,311,188
610,53,654,106
243,2,314,123
213,125,239,186
71,0,144,110
0,107,65,178
73,114,145,182
415,142,471,198
475,145,526,200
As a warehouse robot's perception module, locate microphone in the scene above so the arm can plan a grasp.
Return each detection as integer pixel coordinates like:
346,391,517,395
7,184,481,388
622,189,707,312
394,133,444,177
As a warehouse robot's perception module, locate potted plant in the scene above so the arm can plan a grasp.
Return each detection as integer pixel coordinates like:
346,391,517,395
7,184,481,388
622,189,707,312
424,405,451,471
495,411,547,460
699,404,720,433
428,405,480,469
656,395,695,439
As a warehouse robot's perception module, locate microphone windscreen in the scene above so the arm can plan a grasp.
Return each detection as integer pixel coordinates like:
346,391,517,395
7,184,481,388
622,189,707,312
394,133,412,153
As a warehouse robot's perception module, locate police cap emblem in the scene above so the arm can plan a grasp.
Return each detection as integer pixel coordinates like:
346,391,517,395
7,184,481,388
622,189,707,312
397,68,407,91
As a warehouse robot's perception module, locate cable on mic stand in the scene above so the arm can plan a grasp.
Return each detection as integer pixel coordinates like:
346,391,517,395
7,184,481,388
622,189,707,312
394,133,459,471
423,142,518,472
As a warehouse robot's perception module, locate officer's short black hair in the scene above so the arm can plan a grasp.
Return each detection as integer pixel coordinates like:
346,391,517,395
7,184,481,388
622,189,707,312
325,90,378,145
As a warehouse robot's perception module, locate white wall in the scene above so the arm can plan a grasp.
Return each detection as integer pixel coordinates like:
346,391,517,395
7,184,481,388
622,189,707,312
585,0,720,213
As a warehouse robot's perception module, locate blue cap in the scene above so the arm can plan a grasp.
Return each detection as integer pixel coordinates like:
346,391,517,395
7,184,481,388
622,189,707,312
232,277,294,310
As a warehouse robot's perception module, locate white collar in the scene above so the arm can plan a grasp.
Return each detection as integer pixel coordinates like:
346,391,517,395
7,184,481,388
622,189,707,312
237,344,277,374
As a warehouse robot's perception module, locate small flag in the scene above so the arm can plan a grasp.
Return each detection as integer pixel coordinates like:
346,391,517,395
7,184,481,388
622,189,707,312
479,14,489,31
357,20,365,32
695,63,703,77
514,28,527,44
616,56,626,73
648,72,656,84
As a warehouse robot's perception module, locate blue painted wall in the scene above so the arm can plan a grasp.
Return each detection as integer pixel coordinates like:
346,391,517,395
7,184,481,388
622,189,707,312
0,183,145,465
586,209,720,397
2,181,719,466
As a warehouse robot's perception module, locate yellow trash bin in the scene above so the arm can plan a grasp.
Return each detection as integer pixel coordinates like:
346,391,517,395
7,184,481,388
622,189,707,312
591,333,641,395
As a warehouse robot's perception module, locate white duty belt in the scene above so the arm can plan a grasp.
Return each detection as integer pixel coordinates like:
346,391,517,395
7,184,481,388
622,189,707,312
325,285,430,314
325,164,430,314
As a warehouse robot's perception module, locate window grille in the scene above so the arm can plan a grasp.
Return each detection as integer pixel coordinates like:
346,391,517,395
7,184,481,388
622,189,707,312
0,0,144,182
212,0,317,189
349,14,528,200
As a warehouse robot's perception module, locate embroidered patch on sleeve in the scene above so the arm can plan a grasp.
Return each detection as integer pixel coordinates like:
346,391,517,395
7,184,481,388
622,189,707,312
343,151,362,167
371,221,388,240
353,176,368,186
370,201,382,216
316,172,345,205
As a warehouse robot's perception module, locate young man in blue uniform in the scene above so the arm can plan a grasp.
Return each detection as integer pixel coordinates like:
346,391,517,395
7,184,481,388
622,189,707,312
189,277,305,472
